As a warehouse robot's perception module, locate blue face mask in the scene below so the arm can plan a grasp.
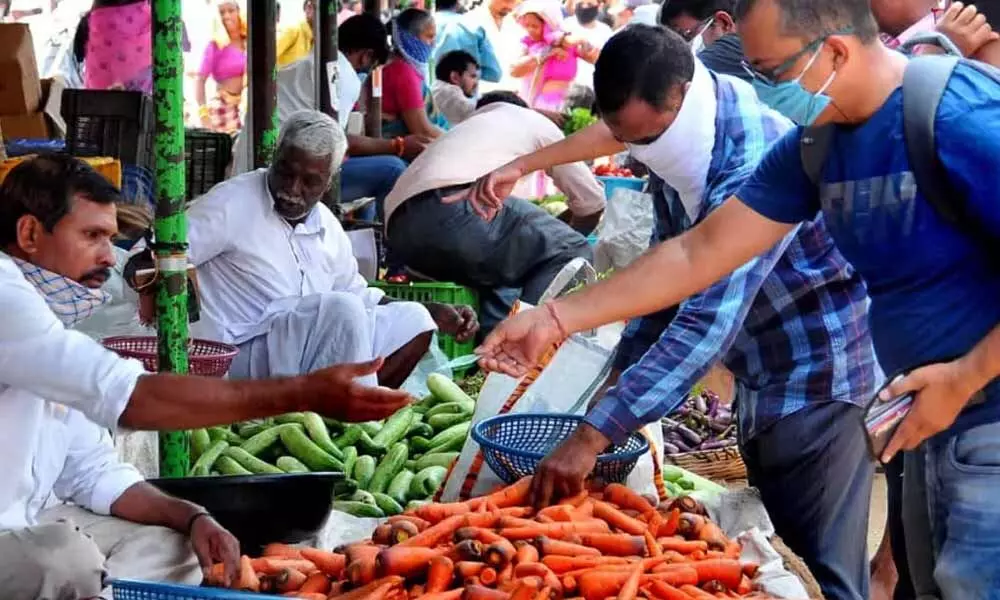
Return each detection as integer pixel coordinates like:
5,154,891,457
751,44,837,126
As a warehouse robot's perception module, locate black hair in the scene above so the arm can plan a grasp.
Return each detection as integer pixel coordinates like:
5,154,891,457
733,0,879,43
435,50,478,82
594,25,694,115
437,0,461,11
0,155,121,246
564,84,598,115
339,14,391,64
395,7,433,37
660,0,735,23
476,90,529,109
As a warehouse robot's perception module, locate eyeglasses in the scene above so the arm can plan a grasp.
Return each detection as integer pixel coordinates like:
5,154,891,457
741,26,852,86
674,16,713,42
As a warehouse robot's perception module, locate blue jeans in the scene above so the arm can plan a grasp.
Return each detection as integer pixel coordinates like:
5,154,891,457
340,154,408,222
918,417,1000,598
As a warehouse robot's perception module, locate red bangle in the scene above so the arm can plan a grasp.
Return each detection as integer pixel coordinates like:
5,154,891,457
393,137,405,157
544,300,570,340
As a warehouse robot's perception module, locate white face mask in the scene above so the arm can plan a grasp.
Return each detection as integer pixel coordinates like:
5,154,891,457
626,60,717,223
689,17,714,56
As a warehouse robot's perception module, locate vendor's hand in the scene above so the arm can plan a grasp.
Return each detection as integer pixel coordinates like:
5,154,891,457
450,160,527,222
307,359,415,421
426,303,480,343
476,306,564,377
530,423,609,508
189,514,240,587
935,2,999,57
402,134,432,160
879,359,983,462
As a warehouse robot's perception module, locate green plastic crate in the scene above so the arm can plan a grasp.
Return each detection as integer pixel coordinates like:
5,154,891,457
371,281,479,372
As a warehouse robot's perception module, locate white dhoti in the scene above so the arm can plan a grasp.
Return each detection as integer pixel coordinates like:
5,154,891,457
228,291,437,383
0,504,201,600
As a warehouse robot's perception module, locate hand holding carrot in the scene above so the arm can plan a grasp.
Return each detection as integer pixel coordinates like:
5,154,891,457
529,423,610,508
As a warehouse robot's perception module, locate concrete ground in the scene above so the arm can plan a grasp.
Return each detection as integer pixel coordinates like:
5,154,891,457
869,472,888,556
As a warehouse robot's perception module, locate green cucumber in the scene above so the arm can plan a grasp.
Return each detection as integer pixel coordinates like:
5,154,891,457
369,442,409,494
350,489,378,506
425,422,471,452
372,492,404,516
409,465,448,499
427,413,470,431
275,412,307,424
190,439,228,476
387,470,415,505
410,436,433,454
280,425,345,472
413,452,460,471
406,422,435,439
663,465,685,483
332,501,384,518
223,447,284,474
353,455,377,489
341,446,358,478
426,373,476,413
237,421,270,439
356,430,385,456
208,426,243,445
276,456,310,473
333,425,364,449
239,424,291,457
425,402,469,419
371,408,415,450
406,499,431,511
301,412,345,460
190,428,211,461
333,478,359,499
359,421,383,437
216,455,253,476
322,416,346,432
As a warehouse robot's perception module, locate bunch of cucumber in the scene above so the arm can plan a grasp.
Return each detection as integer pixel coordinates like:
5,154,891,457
188,373,478,519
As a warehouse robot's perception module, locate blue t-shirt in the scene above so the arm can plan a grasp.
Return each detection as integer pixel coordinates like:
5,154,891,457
737,62,1000,431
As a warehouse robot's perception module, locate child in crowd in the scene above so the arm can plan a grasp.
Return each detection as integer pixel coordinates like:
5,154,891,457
431,50,481,126
513,0,596,111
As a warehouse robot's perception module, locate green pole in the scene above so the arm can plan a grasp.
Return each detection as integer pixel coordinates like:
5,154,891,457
250,0,279,168
152,0,190,477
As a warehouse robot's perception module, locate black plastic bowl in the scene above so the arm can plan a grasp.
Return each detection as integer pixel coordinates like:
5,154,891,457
151,473,341,555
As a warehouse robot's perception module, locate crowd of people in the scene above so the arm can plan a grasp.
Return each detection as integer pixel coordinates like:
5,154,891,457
1,0,1000,598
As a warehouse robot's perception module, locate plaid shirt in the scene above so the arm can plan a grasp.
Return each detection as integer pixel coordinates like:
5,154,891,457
587,73,883,443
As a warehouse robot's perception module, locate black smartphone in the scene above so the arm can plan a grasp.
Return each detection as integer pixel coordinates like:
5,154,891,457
863,374,915,462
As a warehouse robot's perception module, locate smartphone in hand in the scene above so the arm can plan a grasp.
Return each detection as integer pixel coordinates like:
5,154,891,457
863,374,915,462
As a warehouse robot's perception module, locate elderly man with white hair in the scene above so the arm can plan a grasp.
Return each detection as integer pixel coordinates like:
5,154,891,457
186,110,478,387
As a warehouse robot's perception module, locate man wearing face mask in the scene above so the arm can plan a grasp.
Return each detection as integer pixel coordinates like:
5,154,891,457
467,26,880,600
660,0,750,81
565,0,614,85
188,111,479,387
232,15,426,222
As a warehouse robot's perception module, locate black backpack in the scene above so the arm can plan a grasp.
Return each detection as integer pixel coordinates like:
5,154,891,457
799,50,1000,259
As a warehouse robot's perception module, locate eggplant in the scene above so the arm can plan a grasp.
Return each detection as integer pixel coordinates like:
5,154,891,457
707,395,720,418
700,439,736,450
709,421,730,435
676,424,703,446
693,393,708,414
663,441,681,454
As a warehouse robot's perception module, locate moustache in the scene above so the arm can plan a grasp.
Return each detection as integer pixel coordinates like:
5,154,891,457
80,268,112,285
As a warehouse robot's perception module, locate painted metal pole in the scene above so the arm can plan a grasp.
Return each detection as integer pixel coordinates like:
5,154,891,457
363,0,382,137
249,0,279,168
316,0,342,208
151,0,190,477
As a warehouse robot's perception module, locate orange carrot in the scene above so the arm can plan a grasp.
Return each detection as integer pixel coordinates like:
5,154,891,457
235,555,261,592
298,572,331,594
464,511,502,529
645,580,693,600
541,556,629,574
736,575,752,594
485,541,516,569
605,484,656,517
327,575,404,600
377,546,447,578
723,541,741,560
411,585,426,598
574,499,595,519
299,548,346,578
616,561,644,600
455,528,517,564
644,531,662,558
275,568,308,592
327,581,346,596
515,541,540,564
281,593,327,600
499,506,534,518
513,562,562,592
415,590,464,600
533,585,552,600
742,563,759,579
676,514,706,538
538,505,576,522
463,584,509,600
660,509,681,537
500,516,542,529
426,556,455,593
254,558,319,576
679,585,716,600
388,514,431,529
500,521,611,541
263,543,305,559
454,539,485,562
346,555,378,586
480,567,498,586
689,559,742,588
373,523,395,545
577,569,698,600
456,561,486,579
497,563,514,586
578,533,647,557
594,501,648,536
414,502,474,523
399,514,467,548
477,476,533,508
204,563,227,587
535,536,601,557
657,538,709,554
536,514,555,524
695,522,729,551
562,574,578,594
388,521,421,545
508,578,542,599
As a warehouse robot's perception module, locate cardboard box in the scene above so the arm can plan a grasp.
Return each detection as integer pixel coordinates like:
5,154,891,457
0,23,42,116
0,112,48,140
0,77,67,141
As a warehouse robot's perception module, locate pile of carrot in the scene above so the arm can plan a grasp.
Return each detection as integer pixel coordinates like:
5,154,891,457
205,478,787,600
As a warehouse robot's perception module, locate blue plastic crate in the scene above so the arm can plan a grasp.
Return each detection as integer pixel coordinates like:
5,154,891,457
111,579,284,600
597,175,645,201
471,413,649,484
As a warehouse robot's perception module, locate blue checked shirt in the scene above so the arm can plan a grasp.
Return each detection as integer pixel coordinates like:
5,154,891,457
586,73,883,443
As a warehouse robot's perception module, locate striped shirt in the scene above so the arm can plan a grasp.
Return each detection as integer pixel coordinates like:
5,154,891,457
586,73,883,443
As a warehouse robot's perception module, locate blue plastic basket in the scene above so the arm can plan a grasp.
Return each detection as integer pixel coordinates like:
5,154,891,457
471,413,649,484
596,175,645,201
111,579,284,600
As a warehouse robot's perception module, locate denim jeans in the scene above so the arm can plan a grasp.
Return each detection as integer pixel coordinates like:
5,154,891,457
917,417,1000,598
340,154,408,222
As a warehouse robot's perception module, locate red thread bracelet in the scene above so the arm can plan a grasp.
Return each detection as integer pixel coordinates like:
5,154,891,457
544,300,570,340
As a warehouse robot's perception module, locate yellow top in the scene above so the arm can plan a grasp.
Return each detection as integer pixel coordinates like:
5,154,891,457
276,20,314,68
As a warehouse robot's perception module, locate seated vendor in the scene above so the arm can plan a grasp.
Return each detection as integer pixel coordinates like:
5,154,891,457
431,50,480,127
384,91,604,333
0,155,240,598
190,110,478,387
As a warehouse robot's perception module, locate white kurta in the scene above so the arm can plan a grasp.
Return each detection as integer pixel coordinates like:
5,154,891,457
187,170,436,380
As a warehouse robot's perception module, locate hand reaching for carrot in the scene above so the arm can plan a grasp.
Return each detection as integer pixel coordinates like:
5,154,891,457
529,423,610,508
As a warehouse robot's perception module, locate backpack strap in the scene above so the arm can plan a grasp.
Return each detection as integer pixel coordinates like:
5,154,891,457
897,32,963,58
902,56,1000,259
799,124,836,187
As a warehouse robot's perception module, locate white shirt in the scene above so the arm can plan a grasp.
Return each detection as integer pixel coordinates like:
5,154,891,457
563,17,613,87
187,169,385,345
431,80,476,126
468,6,524,92
0,255,146,530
